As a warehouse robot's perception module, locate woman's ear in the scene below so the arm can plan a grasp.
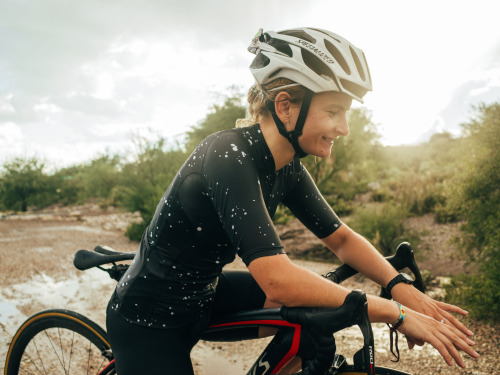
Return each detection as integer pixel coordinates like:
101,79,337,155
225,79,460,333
274,91,293,129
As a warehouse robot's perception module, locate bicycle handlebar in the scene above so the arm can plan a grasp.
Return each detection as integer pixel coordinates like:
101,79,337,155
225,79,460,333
323,242,425,296
281,290,374,375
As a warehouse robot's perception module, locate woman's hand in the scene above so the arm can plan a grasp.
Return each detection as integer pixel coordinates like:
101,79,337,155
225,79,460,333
398,307,479,368
391,283,474,337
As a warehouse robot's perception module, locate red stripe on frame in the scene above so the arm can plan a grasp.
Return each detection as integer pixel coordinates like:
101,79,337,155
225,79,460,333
208,319,302,374
272,324,301,373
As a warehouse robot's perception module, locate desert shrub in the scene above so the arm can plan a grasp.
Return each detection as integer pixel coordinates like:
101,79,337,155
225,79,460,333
371,186,392,202
0,157,55,211
348,203,414,255
434,202,461,224
117,137,187,241
325,196,353,216
273,204,294,225
444,102,500,322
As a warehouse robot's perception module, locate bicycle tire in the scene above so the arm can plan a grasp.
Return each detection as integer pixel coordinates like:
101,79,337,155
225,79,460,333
4,309,115,375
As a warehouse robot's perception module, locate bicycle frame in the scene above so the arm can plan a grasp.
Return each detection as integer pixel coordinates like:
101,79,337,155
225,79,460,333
204,308,302,374
70,242,422,375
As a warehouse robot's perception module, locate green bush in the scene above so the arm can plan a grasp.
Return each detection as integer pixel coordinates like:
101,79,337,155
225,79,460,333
0,157,57,211
117,137,187,241
445,252,500,322
434,202,461,224
325,196,353,216
445,102,500,322
348,203,411,255
273,204,294,225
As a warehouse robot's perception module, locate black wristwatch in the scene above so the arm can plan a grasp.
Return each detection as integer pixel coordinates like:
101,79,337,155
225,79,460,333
385,273,414,297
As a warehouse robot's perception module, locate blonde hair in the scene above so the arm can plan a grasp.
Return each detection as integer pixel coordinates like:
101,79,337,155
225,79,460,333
236,78,307,128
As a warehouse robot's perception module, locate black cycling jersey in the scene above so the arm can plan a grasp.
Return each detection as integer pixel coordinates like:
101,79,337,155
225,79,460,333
109,123,342,328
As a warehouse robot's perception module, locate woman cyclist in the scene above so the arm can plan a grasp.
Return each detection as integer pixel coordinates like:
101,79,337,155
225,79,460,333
106,27,479,374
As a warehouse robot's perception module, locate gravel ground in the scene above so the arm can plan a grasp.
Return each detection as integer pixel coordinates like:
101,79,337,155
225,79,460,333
0,205,496,374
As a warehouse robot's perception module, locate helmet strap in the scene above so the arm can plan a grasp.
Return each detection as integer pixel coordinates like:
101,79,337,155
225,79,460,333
267,90,313,170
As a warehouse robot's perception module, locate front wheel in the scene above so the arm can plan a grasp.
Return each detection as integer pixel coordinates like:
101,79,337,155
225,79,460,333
4,309,115,375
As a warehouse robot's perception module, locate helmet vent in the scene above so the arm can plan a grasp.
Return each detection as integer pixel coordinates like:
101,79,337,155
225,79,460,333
267,38,293,57
268,68,282,79
324,39,351,75
250,53,271,69
349,46,366,81
278,29,316,44
340,79,367,99
301,49,340,87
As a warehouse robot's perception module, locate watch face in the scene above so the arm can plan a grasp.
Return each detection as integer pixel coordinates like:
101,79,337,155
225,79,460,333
401,273,413,282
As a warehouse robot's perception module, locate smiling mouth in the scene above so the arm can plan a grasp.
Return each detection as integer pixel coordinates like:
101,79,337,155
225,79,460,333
322,136,336,143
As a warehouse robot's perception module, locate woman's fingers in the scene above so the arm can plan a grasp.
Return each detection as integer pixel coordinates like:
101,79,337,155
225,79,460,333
442,318,475,344
435,300,468,316
431,330,464,367
400,309,480,368
438,309,474,336
432,321,480,368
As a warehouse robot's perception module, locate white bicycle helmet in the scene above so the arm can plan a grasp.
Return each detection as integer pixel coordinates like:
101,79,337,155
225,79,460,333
248,27,372,102
247,27,373,161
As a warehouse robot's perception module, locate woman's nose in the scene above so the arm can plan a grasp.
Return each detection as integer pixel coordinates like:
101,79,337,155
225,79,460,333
335,117,350,137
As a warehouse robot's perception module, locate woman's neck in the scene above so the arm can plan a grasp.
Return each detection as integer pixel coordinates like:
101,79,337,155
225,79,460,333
259,116,296,171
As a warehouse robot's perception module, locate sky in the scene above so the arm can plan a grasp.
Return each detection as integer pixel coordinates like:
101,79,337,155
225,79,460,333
1,0,499,168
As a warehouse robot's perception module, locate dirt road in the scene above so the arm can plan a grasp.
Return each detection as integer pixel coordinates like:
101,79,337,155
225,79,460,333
0,205,496,374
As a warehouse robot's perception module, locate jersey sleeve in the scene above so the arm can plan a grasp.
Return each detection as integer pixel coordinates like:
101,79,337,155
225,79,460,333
282,165,342,239
201,132,285,266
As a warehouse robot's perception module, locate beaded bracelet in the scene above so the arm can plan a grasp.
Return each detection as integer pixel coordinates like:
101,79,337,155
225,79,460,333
387,301,406,362
391,301,406,330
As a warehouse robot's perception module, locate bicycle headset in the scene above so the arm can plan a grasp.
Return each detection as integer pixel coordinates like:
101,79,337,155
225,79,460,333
247,27,373,162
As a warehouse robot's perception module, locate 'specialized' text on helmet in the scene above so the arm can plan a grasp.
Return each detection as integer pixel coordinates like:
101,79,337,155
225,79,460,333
248,27,373,103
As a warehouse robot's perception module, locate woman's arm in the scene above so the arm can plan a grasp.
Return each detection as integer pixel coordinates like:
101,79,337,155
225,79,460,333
321,223,399,288
248,253,479,368
322,223,475,338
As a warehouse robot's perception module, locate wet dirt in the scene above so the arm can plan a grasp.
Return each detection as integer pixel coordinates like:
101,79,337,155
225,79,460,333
0,205,497,374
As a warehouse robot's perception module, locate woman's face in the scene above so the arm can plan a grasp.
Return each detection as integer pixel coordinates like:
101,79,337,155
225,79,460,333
293,92,352,158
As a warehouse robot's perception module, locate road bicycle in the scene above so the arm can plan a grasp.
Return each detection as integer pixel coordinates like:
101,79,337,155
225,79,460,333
4,242,425,375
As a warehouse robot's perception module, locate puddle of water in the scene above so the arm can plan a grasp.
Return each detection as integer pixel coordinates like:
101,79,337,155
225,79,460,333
33,246,54,253
39,225,108,234
0,300,23,326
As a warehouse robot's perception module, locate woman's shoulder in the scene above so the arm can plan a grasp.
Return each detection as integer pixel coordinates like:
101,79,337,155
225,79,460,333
203,125,258,150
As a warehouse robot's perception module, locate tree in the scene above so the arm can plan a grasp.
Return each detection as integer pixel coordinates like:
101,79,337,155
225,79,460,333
446,102,500,322
117,137,187,240
0,157,50,211
185,94,246,152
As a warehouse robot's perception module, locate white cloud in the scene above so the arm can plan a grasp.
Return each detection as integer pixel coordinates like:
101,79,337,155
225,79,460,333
1,0,499,164
0,122,24,158
0,94,16,114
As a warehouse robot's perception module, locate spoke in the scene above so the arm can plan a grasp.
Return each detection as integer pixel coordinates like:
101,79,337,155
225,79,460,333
31,335,49,375
19,367,36,375
97,354,108,373
67,330,75,374
57,327,67,371
44,329,69,374
17,348,40,375
87,340,91,375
